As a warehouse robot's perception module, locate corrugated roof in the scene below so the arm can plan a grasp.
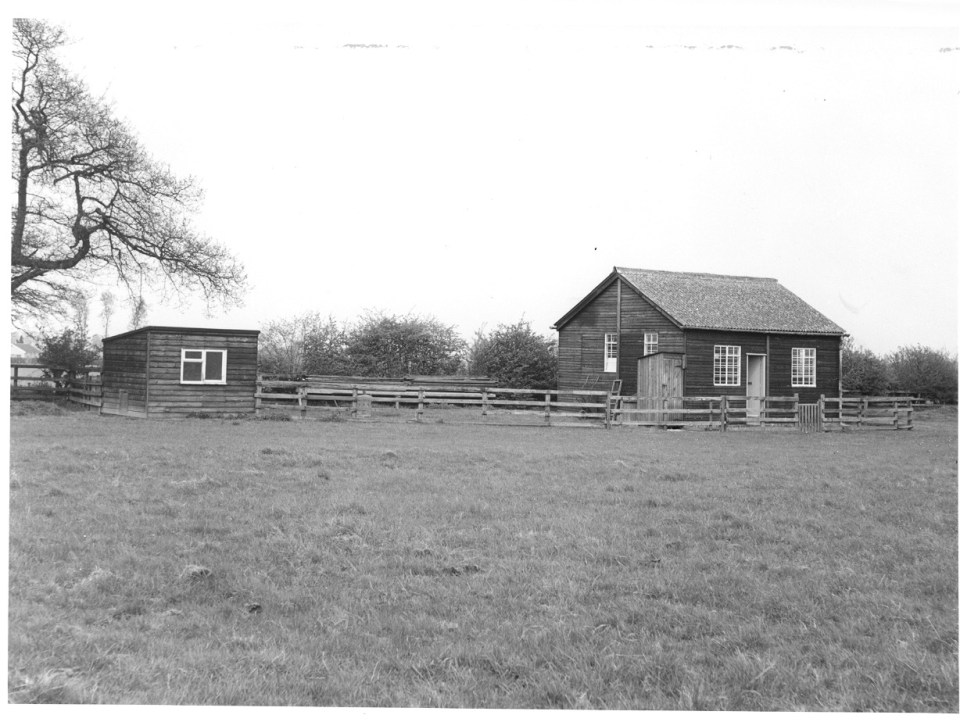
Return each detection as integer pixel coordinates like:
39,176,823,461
615,267,845,335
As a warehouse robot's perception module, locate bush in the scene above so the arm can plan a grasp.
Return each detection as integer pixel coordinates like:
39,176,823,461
842,341,890,396
37,329,99,387
470,321,557,390
887,345,958,404
346,312,465,377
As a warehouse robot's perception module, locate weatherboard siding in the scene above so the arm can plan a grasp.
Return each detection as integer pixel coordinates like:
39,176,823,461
618,286,684,395
768,334,842,403
146,331,258,415
557,280,686,394
557,281,619,390
101,327,259,417
101,333,149,414
682,330,768,398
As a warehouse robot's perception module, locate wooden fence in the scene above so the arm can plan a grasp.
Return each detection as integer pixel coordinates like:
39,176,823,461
255,379,917,432
256,377,610,426
609,394,916,431
12,366,918,432
66,377,103,409
821,395,915,430
609,394,801,429
10,362,55,399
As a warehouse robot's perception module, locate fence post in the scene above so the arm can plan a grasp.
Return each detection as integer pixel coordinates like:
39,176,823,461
417,387,424,422
860,397,866,428
604,390,611,429
481,388,488,418
793,394,799,430
720,396,727,431
255,374,262,417
818,394,825,431
544,391,551,425
298,384,307,420
352,386,358,416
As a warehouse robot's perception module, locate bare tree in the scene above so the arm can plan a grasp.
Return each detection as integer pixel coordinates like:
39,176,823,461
129,296,148,330
69,289,91,340
100,290,115,337
11,19,246,322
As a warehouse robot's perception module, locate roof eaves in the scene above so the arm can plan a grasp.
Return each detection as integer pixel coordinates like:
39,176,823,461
103,325,261,343
552,269,620,330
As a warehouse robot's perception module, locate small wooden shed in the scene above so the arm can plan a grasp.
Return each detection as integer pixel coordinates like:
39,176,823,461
100,326,260,418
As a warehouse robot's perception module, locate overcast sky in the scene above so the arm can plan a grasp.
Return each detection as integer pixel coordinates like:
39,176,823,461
17,1,960,354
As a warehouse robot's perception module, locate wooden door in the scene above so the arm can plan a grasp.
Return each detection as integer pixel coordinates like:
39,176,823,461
663,355,683,422
746,354,766,417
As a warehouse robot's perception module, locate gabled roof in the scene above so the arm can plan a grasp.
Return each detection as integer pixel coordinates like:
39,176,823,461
555,267,845,335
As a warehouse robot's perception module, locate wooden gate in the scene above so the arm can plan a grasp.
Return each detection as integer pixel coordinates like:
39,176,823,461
798,403,821,432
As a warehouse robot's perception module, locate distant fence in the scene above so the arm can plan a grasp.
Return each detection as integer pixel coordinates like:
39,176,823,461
256,378,917,432
610,394,802,430
10,363,55,398
821,396,915,431
11,366,919,432
256,376,610,427
608,393,916,431
10,364,102,404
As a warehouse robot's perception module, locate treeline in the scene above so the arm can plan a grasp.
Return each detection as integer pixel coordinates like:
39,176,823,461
842,340,957,403
24,303,959,404
259,312,559,389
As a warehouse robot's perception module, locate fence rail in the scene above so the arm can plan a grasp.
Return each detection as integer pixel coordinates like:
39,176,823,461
609,394,800,429
256,377,610,426
10,365,918,432
66,377,103,408
821,395,915,430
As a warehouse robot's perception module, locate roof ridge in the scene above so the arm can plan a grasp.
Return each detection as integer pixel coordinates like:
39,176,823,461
615,266,778,283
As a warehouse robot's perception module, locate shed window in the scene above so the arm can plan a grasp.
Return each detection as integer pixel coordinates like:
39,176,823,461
604,333,618,372
644,332,659,356
713,345,740,386
181,349,227,384
791,348,816,387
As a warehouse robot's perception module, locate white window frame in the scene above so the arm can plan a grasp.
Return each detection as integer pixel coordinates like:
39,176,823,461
644,332,659,356
604,333,618,373
713,345,741,386
180,349,228,385
791,347,817,387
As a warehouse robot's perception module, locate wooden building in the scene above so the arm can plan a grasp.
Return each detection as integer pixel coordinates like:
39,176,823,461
553,267,846,405
100,326,260,418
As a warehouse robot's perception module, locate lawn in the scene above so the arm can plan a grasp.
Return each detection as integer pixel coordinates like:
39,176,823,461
8,403,958,709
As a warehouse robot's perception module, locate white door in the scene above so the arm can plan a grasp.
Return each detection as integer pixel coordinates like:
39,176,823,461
746,355,766,417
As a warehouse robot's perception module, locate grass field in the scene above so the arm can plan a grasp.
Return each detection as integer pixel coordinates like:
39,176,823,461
8,402,958,709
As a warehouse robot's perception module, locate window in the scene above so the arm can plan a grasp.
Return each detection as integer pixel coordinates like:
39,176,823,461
791,347,816,387
604,333,618,373
713,345,740,386
181,349,227,384
644,332,659,356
